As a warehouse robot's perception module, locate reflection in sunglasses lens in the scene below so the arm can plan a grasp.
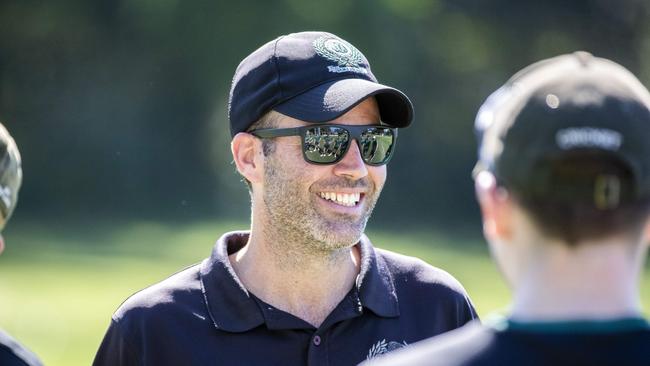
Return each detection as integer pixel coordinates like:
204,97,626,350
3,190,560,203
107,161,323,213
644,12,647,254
303,126,394,165
361,128,393,164
305,127,349,163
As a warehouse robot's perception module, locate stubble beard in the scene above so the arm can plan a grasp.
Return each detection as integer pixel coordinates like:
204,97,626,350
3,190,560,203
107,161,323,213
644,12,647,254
261,156,381,261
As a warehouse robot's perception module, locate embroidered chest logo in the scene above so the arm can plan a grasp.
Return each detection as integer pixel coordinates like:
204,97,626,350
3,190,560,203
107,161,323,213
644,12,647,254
366,339,408,360
313,36,368,75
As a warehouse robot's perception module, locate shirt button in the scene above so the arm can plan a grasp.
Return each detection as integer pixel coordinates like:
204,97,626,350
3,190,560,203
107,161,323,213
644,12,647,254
313,335,321,346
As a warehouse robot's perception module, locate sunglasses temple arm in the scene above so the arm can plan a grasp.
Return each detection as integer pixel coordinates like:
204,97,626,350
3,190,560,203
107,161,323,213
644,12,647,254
250,127,303,138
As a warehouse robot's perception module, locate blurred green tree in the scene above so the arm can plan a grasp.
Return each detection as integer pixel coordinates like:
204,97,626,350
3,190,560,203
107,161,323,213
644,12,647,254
0,0,648,231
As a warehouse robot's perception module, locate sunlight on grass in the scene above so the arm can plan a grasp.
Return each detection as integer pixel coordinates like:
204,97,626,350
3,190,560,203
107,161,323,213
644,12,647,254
0,220,647,365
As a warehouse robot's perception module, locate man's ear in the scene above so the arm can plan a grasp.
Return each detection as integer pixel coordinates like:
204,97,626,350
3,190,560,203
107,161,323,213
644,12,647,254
231,132,264,184
475,171,514,241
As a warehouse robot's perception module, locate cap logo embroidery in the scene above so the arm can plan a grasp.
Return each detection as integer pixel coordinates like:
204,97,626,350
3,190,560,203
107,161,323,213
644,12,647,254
313,37,368,75
555,127,622,150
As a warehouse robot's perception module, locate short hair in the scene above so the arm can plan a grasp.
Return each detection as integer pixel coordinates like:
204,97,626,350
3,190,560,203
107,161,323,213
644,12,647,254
505,155,650,246
240,110,283,190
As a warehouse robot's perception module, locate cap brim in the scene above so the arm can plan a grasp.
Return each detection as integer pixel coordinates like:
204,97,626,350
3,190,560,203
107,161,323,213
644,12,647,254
273,78,413,127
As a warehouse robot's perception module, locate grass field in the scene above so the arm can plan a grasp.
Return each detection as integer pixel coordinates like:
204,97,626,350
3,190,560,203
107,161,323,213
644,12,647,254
0,220,648,366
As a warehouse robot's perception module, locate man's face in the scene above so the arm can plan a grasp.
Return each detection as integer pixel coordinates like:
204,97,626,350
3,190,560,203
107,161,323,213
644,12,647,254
260,97,387,251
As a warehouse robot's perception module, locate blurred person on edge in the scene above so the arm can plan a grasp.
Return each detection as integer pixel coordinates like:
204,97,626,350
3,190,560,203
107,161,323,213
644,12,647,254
364,52,650,366
0,124,42,366
92,31,477,365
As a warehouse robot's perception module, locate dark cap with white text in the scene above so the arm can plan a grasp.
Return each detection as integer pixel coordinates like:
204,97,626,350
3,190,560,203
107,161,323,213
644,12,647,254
474,52,650,209
228,31,414,136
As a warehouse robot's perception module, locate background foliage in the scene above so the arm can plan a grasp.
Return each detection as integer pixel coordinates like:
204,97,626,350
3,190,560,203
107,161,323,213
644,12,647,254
3,0,649,227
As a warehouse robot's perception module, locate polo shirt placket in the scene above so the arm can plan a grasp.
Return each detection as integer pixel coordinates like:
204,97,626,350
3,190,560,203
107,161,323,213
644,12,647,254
199,232,402,365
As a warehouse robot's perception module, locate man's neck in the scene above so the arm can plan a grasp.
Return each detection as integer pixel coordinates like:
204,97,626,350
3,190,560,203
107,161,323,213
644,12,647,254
510,240,644,322
229,226,361,328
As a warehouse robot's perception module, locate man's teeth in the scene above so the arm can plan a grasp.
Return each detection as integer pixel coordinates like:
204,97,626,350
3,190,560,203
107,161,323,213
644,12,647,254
318,192,361,207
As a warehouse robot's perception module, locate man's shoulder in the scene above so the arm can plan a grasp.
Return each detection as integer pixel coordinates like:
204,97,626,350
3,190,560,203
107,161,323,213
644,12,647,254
365,321,492,366
112,261,205,323
0,329,43,366
374,248,478,323
376,248,469,296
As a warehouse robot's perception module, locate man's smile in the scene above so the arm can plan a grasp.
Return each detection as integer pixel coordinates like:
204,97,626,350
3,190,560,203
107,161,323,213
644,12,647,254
318,191,363,207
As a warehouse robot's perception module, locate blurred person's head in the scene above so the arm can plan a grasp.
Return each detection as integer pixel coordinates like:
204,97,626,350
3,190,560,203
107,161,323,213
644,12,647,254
473,52,650,287
226,31,413,250
0,123,22,254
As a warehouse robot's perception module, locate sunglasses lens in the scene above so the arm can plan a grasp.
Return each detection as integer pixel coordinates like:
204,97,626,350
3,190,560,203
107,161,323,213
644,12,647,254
360,128,395,165
302,125,395,165
304,126,349,164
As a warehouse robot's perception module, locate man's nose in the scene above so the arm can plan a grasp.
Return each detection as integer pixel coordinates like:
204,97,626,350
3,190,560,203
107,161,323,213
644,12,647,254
333,140,368,180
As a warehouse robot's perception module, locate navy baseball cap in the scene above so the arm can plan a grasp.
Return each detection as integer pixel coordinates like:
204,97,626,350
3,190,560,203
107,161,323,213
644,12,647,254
0,123,21,229
474,52,650,209
228,31,414,137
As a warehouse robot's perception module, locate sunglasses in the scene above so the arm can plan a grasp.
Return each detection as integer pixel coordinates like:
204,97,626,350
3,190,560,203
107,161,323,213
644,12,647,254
250,124,398,166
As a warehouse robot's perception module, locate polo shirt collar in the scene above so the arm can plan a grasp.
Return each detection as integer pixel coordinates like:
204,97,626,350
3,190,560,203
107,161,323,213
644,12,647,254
200,231,399,333
200,231,263,333
356,234,400,318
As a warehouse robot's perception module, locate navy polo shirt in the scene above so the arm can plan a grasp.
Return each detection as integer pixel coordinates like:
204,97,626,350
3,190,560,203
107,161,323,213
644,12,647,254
0,329,43,366
93,231,477,366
